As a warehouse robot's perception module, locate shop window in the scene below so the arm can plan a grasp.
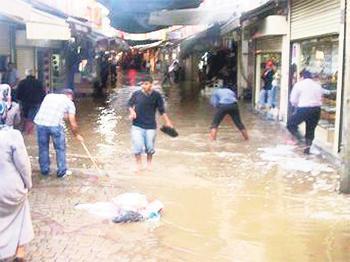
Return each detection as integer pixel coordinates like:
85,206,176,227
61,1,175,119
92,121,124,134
299,36,338,129
256,52,282,109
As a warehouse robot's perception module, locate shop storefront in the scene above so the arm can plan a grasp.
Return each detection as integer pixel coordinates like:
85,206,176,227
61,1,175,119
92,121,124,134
16,30,65,90
290,0,342,154
255,36,283,114
241,14,289,121
37,48,65,92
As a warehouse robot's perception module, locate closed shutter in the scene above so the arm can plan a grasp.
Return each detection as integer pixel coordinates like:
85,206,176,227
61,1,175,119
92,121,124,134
16,48,35,80
0,24,10,55
291,0,341,40
256,37,282,52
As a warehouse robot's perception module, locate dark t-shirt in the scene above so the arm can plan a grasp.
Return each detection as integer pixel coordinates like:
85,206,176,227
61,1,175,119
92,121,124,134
262,69,274,90
16,76,46,105
128,90,165,129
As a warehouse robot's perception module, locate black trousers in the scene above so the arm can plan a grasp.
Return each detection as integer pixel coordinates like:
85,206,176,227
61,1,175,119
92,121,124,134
211,103,245,130
287,106,321,145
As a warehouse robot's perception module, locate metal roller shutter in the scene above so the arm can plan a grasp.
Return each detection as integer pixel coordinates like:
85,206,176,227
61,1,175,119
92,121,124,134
291,0,341,40
0,24,10,55
16,47,35,80
256,37,282,52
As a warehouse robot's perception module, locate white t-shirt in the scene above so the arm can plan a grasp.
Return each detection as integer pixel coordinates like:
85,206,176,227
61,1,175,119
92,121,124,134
290,78,324,107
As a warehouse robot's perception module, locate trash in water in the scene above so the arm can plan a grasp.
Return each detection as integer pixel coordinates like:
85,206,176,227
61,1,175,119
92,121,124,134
112,211,144,223
75,193,164,223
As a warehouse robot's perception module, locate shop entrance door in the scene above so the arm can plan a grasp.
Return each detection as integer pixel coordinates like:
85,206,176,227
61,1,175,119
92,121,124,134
255,53,282,111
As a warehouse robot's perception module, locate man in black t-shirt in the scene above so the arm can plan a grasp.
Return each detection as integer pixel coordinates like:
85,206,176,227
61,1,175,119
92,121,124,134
128,76,173,170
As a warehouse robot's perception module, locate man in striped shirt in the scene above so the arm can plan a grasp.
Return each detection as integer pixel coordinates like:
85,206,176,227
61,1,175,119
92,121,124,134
34,89,84,177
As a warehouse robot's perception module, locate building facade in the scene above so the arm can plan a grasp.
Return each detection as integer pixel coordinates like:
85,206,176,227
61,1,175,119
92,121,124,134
289,0,344,155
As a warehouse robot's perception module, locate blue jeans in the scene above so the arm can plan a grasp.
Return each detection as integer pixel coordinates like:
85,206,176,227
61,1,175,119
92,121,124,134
131,125,156,155
259,87,277,107
37,125,67,176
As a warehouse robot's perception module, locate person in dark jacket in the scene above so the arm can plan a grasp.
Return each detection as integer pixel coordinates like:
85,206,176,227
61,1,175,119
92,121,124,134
16,69,46,134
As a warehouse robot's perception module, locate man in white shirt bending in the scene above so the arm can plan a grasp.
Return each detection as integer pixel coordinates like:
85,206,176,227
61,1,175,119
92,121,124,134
34,89,84,177
287,70,324,154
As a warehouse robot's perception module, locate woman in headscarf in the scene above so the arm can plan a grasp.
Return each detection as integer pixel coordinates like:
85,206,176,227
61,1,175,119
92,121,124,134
0,84,21,128
0,101,34,261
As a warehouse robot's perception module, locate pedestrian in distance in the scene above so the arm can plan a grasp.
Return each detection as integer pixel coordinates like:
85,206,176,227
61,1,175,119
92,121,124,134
209,75,249,141
0,101,34,261
287,69,324,154
3,62,19,101
34,89,84,178
128,75,174,171
16,69,46,135
259,60,275,110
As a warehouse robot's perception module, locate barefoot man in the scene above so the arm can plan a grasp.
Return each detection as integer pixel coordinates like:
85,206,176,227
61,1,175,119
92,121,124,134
128,76,173,170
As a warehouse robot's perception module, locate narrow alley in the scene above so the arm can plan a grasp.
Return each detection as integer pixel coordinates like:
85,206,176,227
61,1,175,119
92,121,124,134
23,73,349,261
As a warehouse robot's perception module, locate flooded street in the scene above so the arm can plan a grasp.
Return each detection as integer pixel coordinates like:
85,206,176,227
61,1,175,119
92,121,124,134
25,74,350,262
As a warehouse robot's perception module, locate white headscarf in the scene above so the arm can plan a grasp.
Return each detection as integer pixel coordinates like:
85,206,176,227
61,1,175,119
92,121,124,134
0,84,11,108
0,101,7,125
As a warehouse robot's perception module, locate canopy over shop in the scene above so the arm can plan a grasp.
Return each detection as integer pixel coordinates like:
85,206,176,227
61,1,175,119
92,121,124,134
100,0,203,33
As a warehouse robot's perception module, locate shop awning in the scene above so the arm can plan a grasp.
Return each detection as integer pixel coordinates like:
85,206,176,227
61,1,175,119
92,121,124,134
1,1,71,40
149,8,233,26
240,0,287,25
127,39,160,47
26,9,71,40
180,24,221,58
132,40,164,51
100,0,203,33
220,17,240,36
1,0,31,23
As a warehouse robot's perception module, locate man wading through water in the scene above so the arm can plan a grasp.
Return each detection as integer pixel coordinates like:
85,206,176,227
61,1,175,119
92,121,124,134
128,76,173,171
209,75,249,141
287,70,324,154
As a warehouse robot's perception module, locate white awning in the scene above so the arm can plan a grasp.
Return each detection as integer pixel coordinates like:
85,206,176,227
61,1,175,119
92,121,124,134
1,1,71,40
149,8,233,26
1,0,31,22
26,9,71,40
132,40,163,51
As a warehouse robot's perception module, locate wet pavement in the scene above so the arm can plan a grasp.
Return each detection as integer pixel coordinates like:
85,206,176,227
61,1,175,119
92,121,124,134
24,73,350,261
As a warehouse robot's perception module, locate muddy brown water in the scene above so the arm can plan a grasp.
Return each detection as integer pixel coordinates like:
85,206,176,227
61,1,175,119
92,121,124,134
25,75,350,261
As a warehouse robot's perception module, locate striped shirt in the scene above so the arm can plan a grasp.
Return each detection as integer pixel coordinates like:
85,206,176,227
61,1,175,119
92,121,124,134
34,94,76,127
